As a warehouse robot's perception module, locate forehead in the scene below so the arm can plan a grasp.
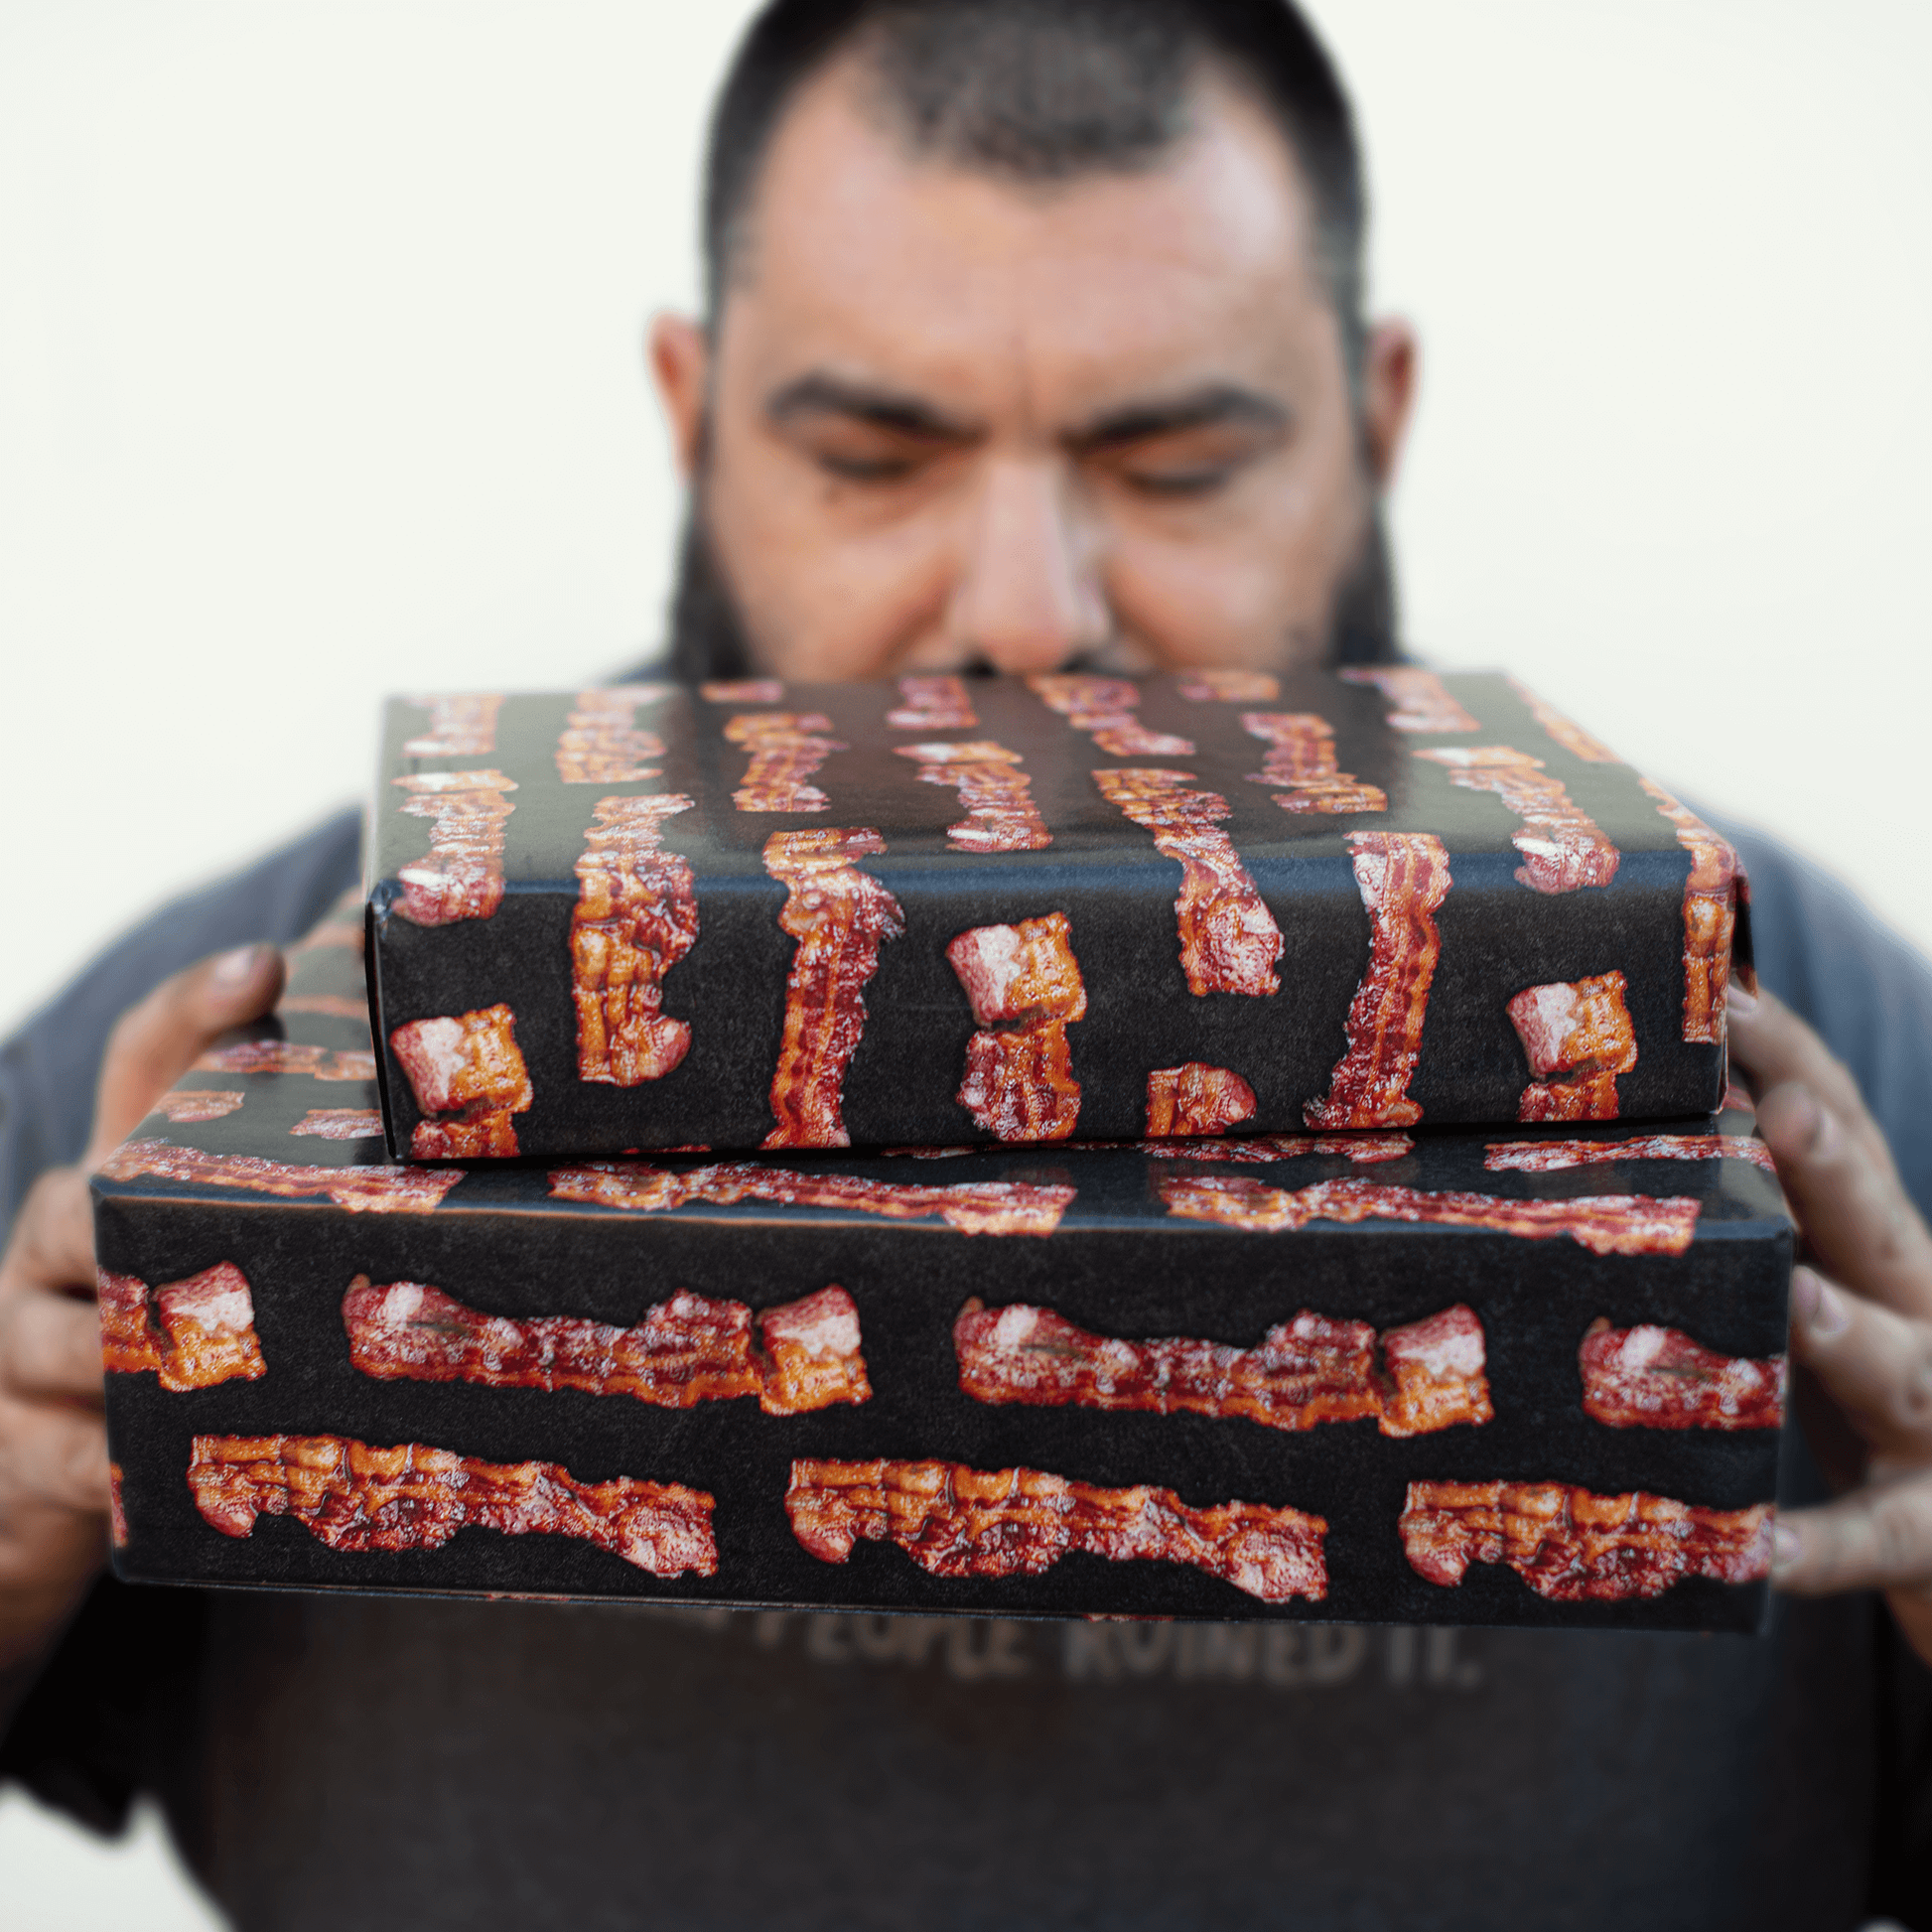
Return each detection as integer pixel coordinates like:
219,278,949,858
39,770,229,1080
720,56,1334,416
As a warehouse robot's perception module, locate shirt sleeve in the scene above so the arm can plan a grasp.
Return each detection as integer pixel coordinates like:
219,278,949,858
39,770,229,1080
0,809,363,1835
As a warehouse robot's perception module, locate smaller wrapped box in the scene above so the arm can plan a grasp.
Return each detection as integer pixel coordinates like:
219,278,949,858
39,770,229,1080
95,922,1791,1631
365,671,1750,1161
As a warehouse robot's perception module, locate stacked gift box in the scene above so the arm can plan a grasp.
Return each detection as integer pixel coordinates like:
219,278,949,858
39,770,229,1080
94,667,1788,1630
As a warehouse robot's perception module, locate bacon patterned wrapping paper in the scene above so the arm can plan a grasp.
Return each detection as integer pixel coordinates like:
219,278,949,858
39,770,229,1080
364,672,1747,1162
94,915,1789,1632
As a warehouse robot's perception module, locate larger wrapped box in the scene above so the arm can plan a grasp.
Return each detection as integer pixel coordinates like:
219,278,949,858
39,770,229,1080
95,925,1790,1632
366,670,1749,1161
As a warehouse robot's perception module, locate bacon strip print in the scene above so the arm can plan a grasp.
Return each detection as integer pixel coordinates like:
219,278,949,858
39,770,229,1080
1141,1132,1413,1165
1241,712,1387,815
555,684,673,784
1484,1134,1774,1175
389,1004,533,1159
193,1040,377,1081
1159,1173,1700,1255
1579,1318,1785,1431
98,1141,465,1213
1642,779,1744,1045
1145,1063,1256,1137
1506,678,1619,762
148,1090,244,1124
1305,832,1449,1129
549,1160,1073,1236
1031,674,1194,758
1400,1480,1771,1601
786,1458,1327,1603
888,674,977,730
762,829,904,1148
290,1108,383,1140
895,742,1051,852
344,1278,868,1416
388,770,517,924
1091,768,1283,997
573,794,698,1085
726,712,845,812
98,1263,266,1391
956,1300,1489,1439
1176,669,1279,703
1339,667,1478,733
109,1464,128,1550
1416,746,1619,894
189,1435,717,1578
702,678,781,704
948,914,1085,1141
276,995,369,1023
1507,971,1638,1122
403,693,500,757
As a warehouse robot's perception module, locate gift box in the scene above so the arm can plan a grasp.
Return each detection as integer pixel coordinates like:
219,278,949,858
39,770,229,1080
364,670,1750,1162
94,920,1790,1631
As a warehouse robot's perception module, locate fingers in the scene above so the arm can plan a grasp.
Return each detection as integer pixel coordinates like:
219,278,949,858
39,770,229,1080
87,943,284,1163
1787,1265,1932,1456
1725,984,1932,1314
0,1284,106,1406
0,1387,112,1668
1757,1079,1932,1320
1773,1474,1932,1597
0,1396,110,1516
1777,1269,1932,1612
1726,984,1895,1179
0,1157,124,1670
0,1169,95,1300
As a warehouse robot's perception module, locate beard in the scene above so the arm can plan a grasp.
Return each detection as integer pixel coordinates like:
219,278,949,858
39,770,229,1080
664,505,759,684
661,488,1403,682
1325,500,1401,668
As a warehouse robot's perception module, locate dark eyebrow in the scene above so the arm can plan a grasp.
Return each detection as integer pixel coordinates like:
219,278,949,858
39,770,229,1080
1072,385,1291,452
765,372,978,441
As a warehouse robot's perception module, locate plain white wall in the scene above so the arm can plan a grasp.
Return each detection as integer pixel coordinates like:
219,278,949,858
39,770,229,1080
3,0,1929,1047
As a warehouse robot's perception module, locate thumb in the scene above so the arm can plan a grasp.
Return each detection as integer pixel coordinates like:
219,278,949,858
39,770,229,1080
87,945,286,1163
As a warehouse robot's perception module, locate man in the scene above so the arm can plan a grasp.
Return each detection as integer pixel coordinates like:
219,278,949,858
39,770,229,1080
5,2,1932,1923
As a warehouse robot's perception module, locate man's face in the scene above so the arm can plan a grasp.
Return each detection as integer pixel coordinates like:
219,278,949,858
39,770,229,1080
652,57,1413,679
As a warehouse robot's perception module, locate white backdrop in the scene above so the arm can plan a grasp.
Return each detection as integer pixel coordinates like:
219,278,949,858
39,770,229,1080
3,0,1929,1047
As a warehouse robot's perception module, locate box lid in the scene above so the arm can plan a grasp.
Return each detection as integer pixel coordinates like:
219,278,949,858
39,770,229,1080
365,670,1746,1161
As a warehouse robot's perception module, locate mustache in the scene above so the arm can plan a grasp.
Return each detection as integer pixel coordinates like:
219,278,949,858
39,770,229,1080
663,494,1402,682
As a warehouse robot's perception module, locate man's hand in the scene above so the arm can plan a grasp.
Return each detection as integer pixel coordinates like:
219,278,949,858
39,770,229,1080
0,944,283,1672
1731,982,1932,1663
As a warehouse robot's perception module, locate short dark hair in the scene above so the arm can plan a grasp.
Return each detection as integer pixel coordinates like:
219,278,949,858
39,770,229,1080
702,0,1368,383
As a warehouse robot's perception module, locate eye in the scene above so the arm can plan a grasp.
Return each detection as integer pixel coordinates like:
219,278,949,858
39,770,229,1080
1117,463,1238,498
1099,426,1272,500
1089,411,1283,501
814,450,921,484
789,419,949,487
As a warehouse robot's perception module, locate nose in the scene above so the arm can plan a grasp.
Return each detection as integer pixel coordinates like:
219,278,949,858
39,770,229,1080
945,459,1109,674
